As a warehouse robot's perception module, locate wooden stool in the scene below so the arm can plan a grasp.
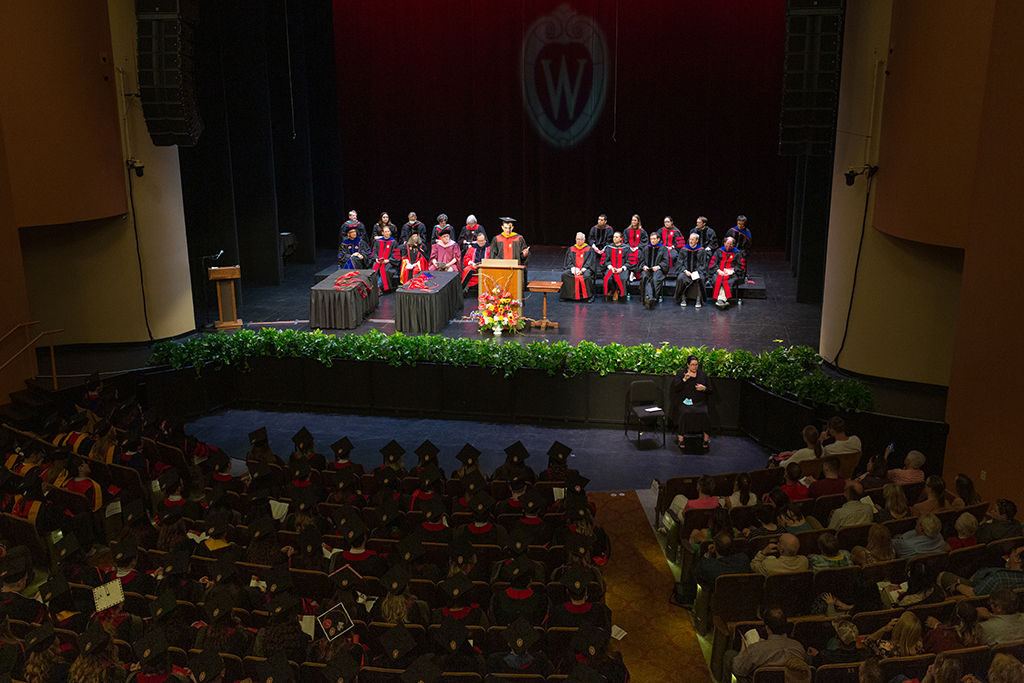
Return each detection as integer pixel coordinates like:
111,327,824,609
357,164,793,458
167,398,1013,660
526,280,560,330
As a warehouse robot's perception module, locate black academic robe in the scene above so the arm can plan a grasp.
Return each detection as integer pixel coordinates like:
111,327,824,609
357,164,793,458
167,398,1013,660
432,223,454,242
727,226,753,253
340,220,368,244
461,244,491,290
708,247,746,299
490,233,529,269
401,220,428,244
487,651,555,677
547,600,612,630
458,224,488,249
674,245,709,304
624,227,649,250
338,237,369,270
600,244,630,297
655,227,685,274
690,225,719,253
635,243,670,302
560,245,597,301
670,367,713,435
391,244,430,284
588,225,615,250
371,222,397,241
489,586,546,626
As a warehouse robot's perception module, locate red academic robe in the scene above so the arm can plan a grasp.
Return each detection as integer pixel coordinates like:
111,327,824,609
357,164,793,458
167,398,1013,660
462,244,491,288
602,245,629,296
395,245,429,284
372,238,397,291
708,247,746,298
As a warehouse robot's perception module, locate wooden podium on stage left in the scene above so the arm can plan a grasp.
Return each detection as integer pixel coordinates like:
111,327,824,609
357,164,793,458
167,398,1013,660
208,266,242,330
478,259,525,314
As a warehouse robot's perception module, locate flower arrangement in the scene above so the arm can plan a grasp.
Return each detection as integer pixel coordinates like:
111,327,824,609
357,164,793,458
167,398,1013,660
473,287,525,334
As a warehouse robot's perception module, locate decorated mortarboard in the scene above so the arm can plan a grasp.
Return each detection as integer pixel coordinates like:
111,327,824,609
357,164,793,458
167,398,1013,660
375,498,401,527
123,498,147,525
433,616,469,653
418,464,442,487
329,564,362,591
249,515,277,541
258,654,296,683
461,470,487,496
379,439,406,464
248,427,269,445
455,443,481,466
449,537,474,565
378,622,417,662
269,591,300,619
323,651,360,683
331,437,354,458
565,472,590,496
339,517,368,544
265,564,295,594
163,551,190,576
504,616,540,652
213,558,237,583
507,554,534,580
571,621,608,657
40,573,70,603
316,600,355,642
381,564,411,595
567,532,594,558
25,623,56,654
394,536,425,564
401,654,441,683
78,622,110,655
206,511,230,537
291,486,319,513
204,592,234,623
567,665,605,683
290,458,312,480
299,524,322,555
440,571,471,602
190,649,225,683
508,525,531,555
520,488,546,514
499,216,517,223
420,495,446,523
157,468,181,491
503,441,530,464
291,427,315,450
469,490,496,517
547,440,572,462
55,532,82,561
149,590,178,620
414,440,440,464
135,628,169,664
560,566,591,595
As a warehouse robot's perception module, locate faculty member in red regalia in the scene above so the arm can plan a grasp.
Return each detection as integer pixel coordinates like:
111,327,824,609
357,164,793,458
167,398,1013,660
601,232,629,301
372,224,398,293
560,232,596,301
709,236,746,310
461,232,491,296
393,234,430,285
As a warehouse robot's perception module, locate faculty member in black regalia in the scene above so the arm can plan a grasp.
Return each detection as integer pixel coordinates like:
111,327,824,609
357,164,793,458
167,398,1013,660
670,354,713,450
401,212,428,244
635,231,670,309
674,232,709,308
457,215,487,250
338,226,369,269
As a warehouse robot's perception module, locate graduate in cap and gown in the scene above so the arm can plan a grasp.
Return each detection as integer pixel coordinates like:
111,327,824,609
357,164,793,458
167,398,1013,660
289,426,327,472
327,437,364,477
486,616,554,676
491,441,536,484
246,426,284,467
489,554,546,626
490,217,530,277
451,443,483,480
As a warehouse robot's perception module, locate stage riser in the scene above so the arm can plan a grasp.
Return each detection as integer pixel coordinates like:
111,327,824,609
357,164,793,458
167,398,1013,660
146,361,947,475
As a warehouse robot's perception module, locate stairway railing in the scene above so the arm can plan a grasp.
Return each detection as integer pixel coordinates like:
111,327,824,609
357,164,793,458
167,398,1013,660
0,328,64,390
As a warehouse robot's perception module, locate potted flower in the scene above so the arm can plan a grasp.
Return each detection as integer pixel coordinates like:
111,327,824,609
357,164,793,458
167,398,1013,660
473,287,525,335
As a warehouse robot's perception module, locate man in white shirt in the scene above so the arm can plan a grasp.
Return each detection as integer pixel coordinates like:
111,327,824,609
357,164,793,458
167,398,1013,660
978,588,1024,645
821,417,862,455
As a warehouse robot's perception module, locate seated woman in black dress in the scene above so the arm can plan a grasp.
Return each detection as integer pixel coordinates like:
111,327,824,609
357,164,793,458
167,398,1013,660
670,354,712,449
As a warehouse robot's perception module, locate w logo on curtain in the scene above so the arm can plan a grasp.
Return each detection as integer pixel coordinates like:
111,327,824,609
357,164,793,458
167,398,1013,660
521,4,608,149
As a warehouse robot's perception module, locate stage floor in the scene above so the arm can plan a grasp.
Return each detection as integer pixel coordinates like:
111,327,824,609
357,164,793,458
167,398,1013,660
240,247,823,353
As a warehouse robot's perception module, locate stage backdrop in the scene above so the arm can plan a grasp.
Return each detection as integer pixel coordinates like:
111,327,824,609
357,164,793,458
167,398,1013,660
333,0,788,247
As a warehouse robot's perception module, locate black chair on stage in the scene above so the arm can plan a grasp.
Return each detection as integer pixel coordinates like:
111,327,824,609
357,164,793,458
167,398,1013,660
624,380,665,448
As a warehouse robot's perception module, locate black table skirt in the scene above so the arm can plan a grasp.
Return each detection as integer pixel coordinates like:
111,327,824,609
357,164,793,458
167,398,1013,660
310,270,379,330
395,270,464,334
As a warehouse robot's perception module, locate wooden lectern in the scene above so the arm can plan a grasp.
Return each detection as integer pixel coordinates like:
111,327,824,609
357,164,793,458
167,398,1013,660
478,259,525,314
208,266,242,330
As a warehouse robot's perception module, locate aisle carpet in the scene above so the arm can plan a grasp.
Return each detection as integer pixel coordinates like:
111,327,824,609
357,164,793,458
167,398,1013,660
592,490,709,683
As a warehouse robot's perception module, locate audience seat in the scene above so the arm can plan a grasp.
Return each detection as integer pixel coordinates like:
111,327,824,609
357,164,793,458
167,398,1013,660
0,513,49,569
882,517,917,537
907,599,958,626
115,639,135,664
837,451,862,479
812,566,861,599
860,559,907,586
754,665,816,683
710,573,766,680
543,626,578,660
746,468,785,496
962,501,990,521
812,494,847,528
799,459,824,479
986,537,1024,566
747,535,782,557
791,615,836,652
485,626,547,657
814,663,860,683
764,571,814,617
878,654,934,683
851,608,903,637
795,528,834,557
991,640,1024,662
244,656,300,681
358,668,404,683
835,523,872,551
941,646,993,678
729,506,758,532
905,552,947,579
484,674,547,683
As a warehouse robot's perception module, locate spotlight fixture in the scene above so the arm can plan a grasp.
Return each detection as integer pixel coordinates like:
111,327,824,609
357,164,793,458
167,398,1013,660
844,165,878,186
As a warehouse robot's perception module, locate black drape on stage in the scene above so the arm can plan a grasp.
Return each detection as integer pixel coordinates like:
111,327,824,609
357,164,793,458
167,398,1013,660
333,0,788,248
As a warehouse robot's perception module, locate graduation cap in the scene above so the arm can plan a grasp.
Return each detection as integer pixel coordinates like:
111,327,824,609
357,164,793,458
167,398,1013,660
323,651,360,683
401,654,441,683
571,621,608,657
499,216,517,223
17,468,42,496
509,473,527,491
433,616,469,653
213,558,237,584
269,591,300,619
520,488,545,515
25,623,56,654
382,564,411,595
299,524,322,556
68,412,89,430
122,426,143,449
339,517,368,544
567,532,593,558
204,592,233,623
265,564,295,594
191,649,225,683
249,515,277,541
331,437,354,459
420,495,446,523
123,499,147,527
40,573,70,604
440,571,471,602
376,467,399,490
157,468,181,492
394,536,425,564
206,486,228,509
504,617,540,653
258,654,296,683
249,461,272,482
375,499,401,527
160,507,183,527
336,469,360,491
418,464,442,488
55,532,82,561
93,420,112,438
290,458,312,481
380,440,406,464
135,628,170,665
291,427,314,451
504,441,530,465
150,590,178,621
249,427,269,445
163,551,190,576
449,538,474,566
455,444,480,467
461,470,487,497
0,551,29,581
508,525,531,556
206,511,230,537
86,372,102,390
378,622,417,662
507,554,534,581
78,622,110,656
414,440,439,465
291,486,319,513
208,450,230,471
469,490,496,517
560,566,590,597
330,565,361,591
547,440,572,463
565,472,590,496
565,499,590,523
316,601,355,642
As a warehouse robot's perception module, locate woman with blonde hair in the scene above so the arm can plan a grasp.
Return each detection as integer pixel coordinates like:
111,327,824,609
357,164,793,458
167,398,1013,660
948,512,979,550
369,566,429,627
24,624,69,683
860,523,895,564
866,612,923,658
988,653,1024,683
69,622,126,683
874,484,909,523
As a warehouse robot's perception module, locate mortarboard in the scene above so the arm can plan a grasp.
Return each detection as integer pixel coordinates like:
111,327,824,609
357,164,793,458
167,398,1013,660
504,616,540,653
378,622,417,662
206,511,230,537
449,538,474,566
393,536,424,564
40,573,70,603
190,649,225,683
499,216,517,223
265,564,295,594
565,472,590,496
567,532,593,558
290,486,318,513
163,551,189,576
157,468,181,492
567,665,605,683
433,616,469,654
504,441,530,465
249,515,277,541
331,437,354,458
291,458,312,481
375,499,401,527
418,464,442,487
299,524,322,556
323,651,359,683
461,470,487,497
213,558,237,583
330,565,361,591
440,571,471,602
380,440,406,464
339,517,368,545
547,440,572,462
469,491,496,517
291,427,314,450
414,440,439,465
401,655,441,683
134,629,169,664
381,564,410,595
571,621,608,657
258,654,296,683
508,525,531,555
149,590,178,621
78,622,110,656
25,623,56,654
123,498,147,525
209,450,230,471
204,592,233,623
420,495,446,522
507,554,534,581
520,488,545,515
55,533,82,562
560,566,591,596
248,427,269,445
455,444,480,467
269,591,300,619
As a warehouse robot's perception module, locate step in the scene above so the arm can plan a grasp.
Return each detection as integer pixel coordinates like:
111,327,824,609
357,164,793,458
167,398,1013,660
0,402,35,431
10,388,53,411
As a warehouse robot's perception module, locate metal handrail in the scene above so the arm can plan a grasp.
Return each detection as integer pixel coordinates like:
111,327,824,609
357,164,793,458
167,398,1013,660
0,329,64,390
0,321,39,347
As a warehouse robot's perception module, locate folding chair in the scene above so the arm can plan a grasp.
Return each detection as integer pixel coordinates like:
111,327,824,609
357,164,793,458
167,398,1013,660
624,380,666,448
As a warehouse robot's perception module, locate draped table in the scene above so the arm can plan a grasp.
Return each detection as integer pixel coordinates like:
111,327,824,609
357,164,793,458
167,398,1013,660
394,270,464,334
309,269,379,330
